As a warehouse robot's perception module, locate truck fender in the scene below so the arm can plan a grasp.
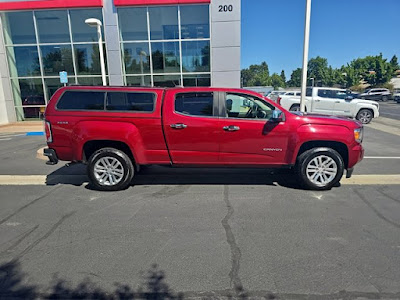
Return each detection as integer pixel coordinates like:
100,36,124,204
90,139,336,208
72,121,147,163
290,124,352,165
355,104,378,117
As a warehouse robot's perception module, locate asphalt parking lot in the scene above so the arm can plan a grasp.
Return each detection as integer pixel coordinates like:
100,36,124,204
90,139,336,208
0,117,399,299
379,101,400,121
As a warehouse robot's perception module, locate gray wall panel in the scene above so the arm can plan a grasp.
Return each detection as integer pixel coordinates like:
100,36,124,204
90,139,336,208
212,47,240,72
109,74,124,86
210,0,241,88
211,0,240,22
104,26,121,51
103,0,123,86
106,50,124,75
0,53,8,77
212,71,240,88
0,16,14,124
211,21,240,48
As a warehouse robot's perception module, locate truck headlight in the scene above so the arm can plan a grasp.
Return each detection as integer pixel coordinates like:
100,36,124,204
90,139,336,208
354,128,363,143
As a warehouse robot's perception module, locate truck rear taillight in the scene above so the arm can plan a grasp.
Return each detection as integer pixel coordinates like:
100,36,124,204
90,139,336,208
45,121,53,143
277,97,281,105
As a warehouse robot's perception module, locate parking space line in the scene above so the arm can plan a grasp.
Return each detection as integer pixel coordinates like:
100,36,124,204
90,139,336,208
341,175,400,185
0,138,12,141
0,134,25,138
0,175,47,185
364,156,400,159
0,174,399,186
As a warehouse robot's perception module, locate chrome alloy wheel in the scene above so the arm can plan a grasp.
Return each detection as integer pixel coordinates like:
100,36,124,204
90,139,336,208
306,155,338,187
358,110,372,124
93,157,125,186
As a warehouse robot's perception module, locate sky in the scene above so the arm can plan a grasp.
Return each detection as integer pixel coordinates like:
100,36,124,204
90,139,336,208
241,0,400,77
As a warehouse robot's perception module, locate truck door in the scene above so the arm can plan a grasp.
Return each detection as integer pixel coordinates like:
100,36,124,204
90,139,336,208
219,92,291,165
162,90,221,165
332,90,352,116
312,89,335,115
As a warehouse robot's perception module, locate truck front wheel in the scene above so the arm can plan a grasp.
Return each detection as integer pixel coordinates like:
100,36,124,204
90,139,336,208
296,148,344,190
87,147,134,191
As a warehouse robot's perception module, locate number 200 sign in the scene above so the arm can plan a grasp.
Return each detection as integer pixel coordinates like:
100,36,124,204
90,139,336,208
218,5,233,12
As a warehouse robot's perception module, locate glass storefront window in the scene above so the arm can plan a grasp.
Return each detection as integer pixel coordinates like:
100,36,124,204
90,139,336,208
76,76,107,86
75,43,106,75
44,77,72,100
149,6,179,40
119,7,148,41
151,42,180,74
6,46,40,77
70,9,104,42
1,11,36,45
122,43,150,75
3,9,107,121
153,75,181,87
181,41,210,72
36,10,70,43
11,78,44,121
40,45,74,76
183,74,211,87
180,5,210,39
126,75,152,87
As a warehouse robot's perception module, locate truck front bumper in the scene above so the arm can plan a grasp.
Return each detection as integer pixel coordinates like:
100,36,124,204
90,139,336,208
44,148,58,165
347,143,364,172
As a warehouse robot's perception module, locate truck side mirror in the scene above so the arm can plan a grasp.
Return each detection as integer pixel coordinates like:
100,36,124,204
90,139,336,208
270,109,285,123
345,95,353,101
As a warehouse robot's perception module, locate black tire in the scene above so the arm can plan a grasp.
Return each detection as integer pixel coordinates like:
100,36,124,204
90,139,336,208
382,95,388,102
87,147,134,191
289,104,300,112
296,147,344,190
356,109,373,124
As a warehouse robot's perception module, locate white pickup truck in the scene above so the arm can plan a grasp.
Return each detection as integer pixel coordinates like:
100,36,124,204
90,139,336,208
278,87,380,124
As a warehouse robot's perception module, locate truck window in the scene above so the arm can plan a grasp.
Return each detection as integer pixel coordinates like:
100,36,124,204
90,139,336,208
56,91,105,111
335,91,347,99
306,88,312,97
106,92,155,112
175,92,214,117
317,89,336,99
225,94,273,120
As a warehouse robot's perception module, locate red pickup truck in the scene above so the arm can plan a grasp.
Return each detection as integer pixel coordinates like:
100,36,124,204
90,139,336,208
44,86,364,191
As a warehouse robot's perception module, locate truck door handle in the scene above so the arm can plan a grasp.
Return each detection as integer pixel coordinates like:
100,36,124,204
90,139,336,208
223,125,240,132
315,100,321,102
335,101,340,103
170,123,187,129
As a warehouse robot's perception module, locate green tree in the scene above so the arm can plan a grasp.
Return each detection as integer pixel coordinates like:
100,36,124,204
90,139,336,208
241,62,270,86
280,70,286,86
288,68,302,87
307,56,330,86
270,73,285,89
390,55,399,70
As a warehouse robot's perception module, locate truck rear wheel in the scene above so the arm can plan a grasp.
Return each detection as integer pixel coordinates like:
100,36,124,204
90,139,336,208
87,147,134,191
296,148,344,190
289,104,300,112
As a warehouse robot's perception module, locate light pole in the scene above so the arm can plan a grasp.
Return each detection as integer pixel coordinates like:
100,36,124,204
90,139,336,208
85,18,106,86
300,0,312,113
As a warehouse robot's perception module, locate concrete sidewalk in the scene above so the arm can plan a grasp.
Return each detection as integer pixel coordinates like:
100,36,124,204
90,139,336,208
367,117,400,136
0,121,43,134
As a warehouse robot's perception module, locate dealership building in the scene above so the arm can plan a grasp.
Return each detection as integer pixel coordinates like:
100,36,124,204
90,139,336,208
0,0,241,124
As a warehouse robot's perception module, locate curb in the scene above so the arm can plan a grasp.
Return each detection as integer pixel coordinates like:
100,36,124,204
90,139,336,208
36,147,48,161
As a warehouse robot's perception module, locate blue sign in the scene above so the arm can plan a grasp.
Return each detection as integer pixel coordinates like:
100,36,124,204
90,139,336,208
59,71,68,84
